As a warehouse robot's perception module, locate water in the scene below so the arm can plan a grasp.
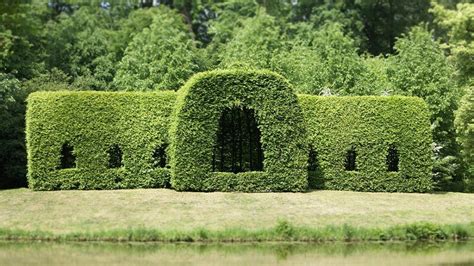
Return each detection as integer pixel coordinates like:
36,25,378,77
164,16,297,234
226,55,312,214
0,241,473,266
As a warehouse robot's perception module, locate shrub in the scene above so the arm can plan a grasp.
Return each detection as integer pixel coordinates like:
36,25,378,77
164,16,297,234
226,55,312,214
405,223,448,241
26,91,176,190
299,95,433,192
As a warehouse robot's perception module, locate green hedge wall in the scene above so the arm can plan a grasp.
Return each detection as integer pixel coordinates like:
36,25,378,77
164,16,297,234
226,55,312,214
168,70,309,192
299,95,433,192
26,71,433,192
26,91,176,190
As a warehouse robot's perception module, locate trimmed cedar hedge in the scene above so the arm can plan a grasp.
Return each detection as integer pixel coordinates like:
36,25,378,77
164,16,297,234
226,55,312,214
168,70,308,192
26,91,176,190
26,70,433,192
300,95,433,192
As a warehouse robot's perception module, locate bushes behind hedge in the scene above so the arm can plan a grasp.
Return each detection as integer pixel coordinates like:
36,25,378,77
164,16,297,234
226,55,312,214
26,91,176,190
299,95,433,192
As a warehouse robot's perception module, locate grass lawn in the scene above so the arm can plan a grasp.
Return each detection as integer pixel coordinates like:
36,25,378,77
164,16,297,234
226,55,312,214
0,188,473,236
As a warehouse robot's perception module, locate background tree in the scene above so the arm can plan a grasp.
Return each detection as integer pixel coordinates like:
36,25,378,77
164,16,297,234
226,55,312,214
454,88,473,191
0,73,25,188
305,1,367,51
358,0,432,55
0,4,48,80
44,7,127,90
114,6,201,91
202,0,257,66
430,2,474,86
275,23,375,95
218,10,281,69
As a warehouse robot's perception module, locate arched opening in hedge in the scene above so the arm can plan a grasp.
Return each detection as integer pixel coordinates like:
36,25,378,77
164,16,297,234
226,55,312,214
107,144,123,168
386,146,399,172
345,146,357,171
59,142,76,169
152,144,168,168
212,106,263,173
169,70,308,192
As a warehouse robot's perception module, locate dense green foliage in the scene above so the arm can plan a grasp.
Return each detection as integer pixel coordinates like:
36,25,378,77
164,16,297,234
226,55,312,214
26,91,176,190
455,88,474,190
169,70,308,192
300,95,433,192
277,24,382,96
0,73,26,188
1,0,473,191
113,7,201,91
27,70,432,192
218,10,281,69
430,3,474,86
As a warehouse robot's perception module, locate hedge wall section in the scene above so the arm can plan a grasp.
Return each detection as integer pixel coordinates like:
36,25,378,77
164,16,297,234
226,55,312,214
300,95,433,192
26,70,433,192
26,91,176,190
168,70,309,192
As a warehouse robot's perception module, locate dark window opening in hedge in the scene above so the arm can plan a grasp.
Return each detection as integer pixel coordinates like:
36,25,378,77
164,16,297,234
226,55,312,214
212,107,263,173
308,146,325,188
308,146,319,172
386,146,399,172
345,147,357,171
107,144,123,168
59,142,76,169
152,144,168,168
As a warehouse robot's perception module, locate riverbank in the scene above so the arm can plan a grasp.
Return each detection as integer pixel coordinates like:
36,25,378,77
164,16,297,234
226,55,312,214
1,221,473,243
0,188,473,243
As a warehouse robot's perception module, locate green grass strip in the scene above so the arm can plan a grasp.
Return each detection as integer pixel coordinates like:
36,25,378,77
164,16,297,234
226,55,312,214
0,221,473,243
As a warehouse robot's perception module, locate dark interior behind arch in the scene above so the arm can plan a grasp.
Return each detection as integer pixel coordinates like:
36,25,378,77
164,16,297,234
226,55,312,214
212,106,263,173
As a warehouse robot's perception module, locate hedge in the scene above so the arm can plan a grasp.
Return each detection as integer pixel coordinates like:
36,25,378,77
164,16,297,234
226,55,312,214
299,95,433,192
26,91,176,190
168,70,309,192
26,70,433,192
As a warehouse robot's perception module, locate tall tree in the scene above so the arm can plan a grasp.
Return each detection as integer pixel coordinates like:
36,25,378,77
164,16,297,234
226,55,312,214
275,23,376,95
430,2,474,86
218,9,281,69
0,73,25,188
44,6,126,90
359,0,431,55
455,87,474,191
0,4,48,80
114,6,200,91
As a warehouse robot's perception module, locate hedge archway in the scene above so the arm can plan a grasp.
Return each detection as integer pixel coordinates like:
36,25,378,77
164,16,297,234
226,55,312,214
169,70,308,192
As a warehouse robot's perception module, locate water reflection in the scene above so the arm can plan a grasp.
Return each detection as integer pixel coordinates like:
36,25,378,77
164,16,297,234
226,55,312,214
0,241,473,265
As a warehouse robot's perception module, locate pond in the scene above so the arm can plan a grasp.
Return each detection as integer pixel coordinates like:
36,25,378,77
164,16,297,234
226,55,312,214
0,241,473,265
